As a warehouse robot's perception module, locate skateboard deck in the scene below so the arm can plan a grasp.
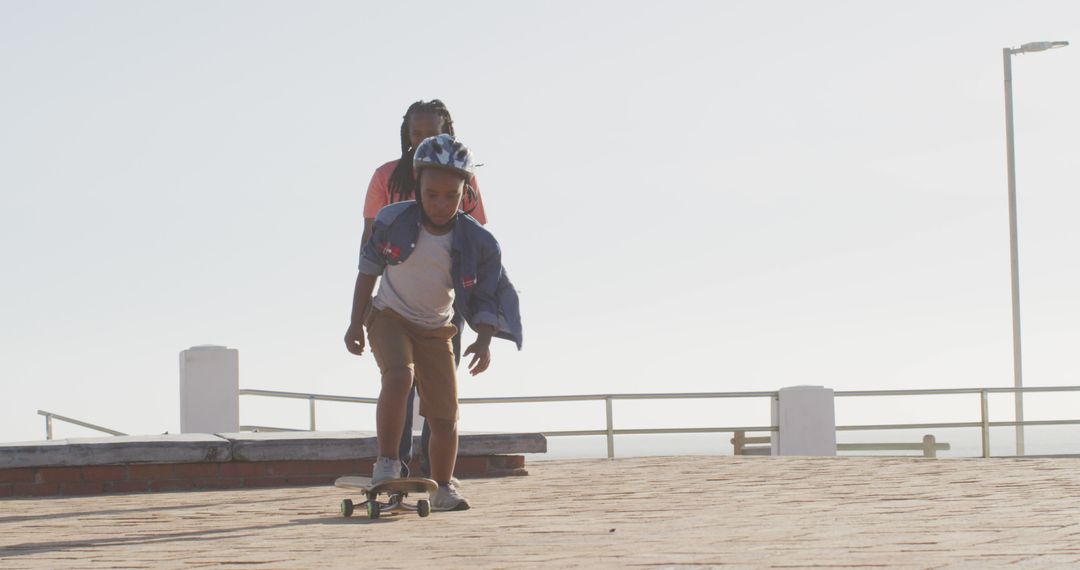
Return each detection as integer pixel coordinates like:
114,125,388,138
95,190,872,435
335,476,437,519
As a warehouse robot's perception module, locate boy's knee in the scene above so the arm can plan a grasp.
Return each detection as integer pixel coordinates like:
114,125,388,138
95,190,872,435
427,418,457,434
381,367,413,390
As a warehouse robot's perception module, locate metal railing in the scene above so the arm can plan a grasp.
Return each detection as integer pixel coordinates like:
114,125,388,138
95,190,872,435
37,410,127,440
834,386,1080,458
238,385,1080,459
240,389,779,458
239,389,377,432
731,432,951,458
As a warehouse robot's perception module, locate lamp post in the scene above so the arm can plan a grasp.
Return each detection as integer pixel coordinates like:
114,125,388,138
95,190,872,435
1002,40,1068,456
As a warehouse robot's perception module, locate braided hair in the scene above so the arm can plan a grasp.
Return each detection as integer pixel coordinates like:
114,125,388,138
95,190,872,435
388,99,477,213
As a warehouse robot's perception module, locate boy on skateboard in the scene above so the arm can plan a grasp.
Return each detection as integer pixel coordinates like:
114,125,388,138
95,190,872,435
361,100,490,480
343,134,522,511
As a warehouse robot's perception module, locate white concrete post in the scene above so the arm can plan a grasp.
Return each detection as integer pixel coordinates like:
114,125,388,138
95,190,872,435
771,385,836,456
179,346,239,434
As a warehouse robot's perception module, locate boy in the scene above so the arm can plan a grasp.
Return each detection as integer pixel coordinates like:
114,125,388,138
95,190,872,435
361,100,489,480
343,134,522,511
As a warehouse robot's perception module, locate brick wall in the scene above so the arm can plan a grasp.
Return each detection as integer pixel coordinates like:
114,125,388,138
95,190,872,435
0,455,526,498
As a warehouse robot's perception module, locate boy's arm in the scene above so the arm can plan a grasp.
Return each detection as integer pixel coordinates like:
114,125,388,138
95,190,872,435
346,213,390,356
361,218,375,247
462,237,504,375
344,273,378,355
358,203,397,277
463,323,496,376
468,239,503,331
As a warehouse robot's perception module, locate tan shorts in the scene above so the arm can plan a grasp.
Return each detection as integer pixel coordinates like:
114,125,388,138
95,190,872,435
366,307,459,421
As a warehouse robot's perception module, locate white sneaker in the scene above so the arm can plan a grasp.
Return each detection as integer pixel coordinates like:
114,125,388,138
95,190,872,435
431,482,471,511
371,456,401,486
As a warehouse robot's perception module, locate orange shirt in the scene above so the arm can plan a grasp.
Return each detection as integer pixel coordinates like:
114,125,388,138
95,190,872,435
363,159,487,224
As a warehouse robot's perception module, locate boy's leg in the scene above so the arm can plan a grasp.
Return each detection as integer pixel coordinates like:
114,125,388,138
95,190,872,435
414,324,469,510
427,417,458,483
366,309,416,465
376,368,413,459
412,324,460,483
418,316,463,478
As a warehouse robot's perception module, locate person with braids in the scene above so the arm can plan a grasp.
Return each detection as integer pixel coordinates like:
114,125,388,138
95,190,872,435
362,99,486,245
360,100,488,481
345,135,522,511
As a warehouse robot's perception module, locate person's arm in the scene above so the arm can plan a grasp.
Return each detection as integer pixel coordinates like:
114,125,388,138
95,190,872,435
344,272,378,355
361,164,390,244
466,175,487,225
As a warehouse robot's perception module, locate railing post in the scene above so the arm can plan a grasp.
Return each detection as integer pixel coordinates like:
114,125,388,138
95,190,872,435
605,396,615,459
45,414,53,440
309,397,317,431
980,390,990,458
922,434,936,458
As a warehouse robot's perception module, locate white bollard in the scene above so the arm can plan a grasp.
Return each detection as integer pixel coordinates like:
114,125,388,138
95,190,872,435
771,385,837,456
179,346,240,434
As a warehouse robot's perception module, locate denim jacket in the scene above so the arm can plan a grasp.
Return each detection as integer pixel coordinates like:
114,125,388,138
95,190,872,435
358,201,523,349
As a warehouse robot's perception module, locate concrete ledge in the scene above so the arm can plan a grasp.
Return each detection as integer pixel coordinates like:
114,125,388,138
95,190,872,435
0,431,545,497
457,433,547,456
0,456,530,498
0,435,232,469
224,431,379,462
1,431,546,469
225,431,547,462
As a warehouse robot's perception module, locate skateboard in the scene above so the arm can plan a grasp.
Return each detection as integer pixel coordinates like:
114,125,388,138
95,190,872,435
335,476,437,519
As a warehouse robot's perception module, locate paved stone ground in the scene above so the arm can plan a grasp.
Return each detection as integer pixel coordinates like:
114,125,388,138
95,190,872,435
2,456,1080,569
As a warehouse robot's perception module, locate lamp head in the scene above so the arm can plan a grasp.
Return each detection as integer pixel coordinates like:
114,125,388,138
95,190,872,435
1016,41,1069,54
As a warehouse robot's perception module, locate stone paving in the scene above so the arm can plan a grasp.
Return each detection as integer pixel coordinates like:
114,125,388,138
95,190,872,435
2,456,1080,568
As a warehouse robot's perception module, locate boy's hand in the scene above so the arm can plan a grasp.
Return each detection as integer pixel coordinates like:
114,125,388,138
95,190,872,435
463,341,492,376
344,323,366,356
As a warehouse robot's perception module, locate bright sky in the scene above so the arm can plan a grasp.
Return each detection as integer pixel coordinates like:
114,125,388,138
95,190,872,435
2,1,1078,448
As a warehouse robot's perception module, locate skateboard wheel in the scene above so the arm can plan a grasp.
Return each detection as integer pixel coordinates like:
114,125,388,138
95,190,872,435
340,499,354,518
417,499,430,518
366,501,380,520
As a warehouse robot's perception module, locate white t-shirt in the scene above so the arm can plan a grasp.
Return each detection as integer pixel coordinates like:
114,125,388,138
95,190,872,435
372,227,455,329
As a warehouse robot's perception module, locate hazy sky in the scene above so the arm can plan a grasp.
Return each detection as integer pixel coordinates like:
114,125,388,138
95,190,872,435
1,1,1078,447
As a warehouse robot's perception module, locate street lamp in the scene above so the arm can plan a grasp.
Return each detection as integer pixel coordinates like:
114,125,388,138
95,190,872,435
1002,39,1068,456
